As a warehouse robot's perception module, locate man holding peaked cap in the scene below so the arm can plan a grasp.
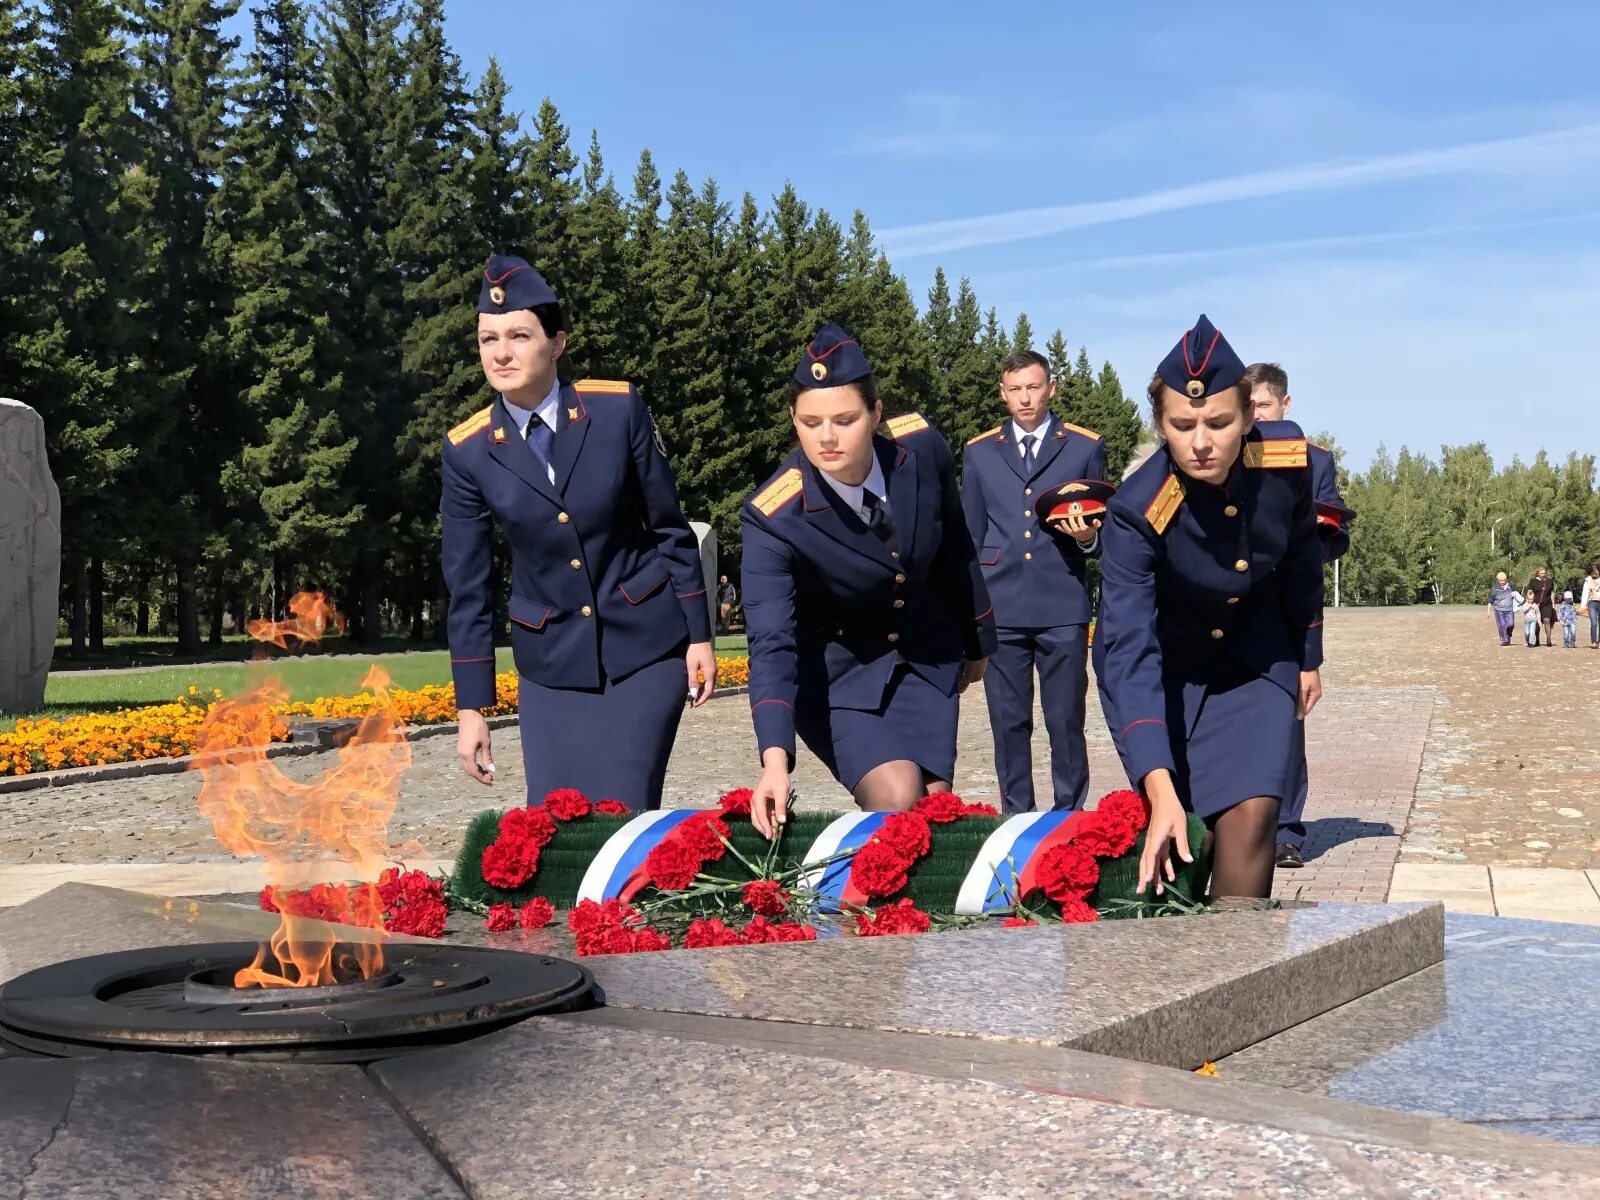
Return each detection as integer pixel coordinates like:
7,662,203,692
1241,361,1354,869
961,349,1109,814
441,254,715,812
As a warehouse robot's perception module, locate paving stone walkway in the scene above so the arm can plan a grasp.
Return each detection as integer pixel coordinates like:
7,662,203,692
3,606,1596,913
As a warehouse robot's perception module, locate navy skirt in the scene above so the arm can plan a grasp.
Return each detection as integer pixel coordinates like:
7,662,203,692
517,647,686,811
1164,670,1296,821
795,661,959,792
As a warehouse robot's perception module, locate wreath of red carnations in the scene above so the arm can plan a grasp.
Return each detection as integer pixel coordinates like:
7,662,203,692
478,788,630,891
846,791,999,936
1021,789,1150,923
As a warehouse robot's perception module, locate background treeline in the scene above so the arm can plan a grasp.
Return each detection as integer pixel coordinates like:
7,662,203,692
1,0,1142,655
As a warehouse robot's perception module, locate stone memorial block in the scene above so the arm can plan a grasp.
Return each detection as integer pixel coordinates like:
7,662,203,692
689,519,717,635
0,398,60,714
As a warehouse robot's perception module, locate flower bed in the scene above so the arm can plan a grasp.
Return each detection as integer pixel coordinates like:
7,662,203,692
0,657,751,776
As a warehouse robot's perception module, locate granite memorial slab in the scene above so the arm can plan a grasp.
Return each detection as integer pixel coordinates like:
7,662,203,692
1221,913,1600,1147
585,902,1445,1068
372,1015,1595,1199
0,1054,461,1198
0,397,60,713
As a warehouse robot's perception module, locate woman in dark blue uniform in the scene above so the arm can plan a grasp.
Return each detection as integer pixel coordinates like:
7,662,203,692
440,255,715,810
741,324,998,838
1093,315,1324,899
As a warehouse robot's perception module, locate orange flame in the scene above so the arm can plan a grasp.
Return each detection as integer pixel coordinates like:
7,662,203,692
247,590,347,649
193,609,411,988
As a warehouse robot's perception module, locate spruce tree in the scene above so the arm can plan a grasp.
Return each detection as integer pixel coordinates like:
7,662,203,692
1085,361,1144,480
1010,311,1034,353
723,192,783,493
30,0,150,656
620,149,663,386
0,3,40,396
1044,329,1071,391
513,99,579,288
564,133,631,379
216,0,359,604
463,58,523,253
940,278,989,447
312,0,405,640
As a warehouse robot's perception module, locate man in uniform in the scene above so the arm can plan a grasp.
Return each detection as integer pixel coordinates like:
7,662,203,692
1242,361,1350,868
961,350,1106,813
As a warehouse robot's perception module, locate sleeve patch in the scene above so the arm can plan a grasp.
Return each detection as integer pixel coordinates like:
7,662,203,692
1057,420,1102,442
447,407,494,445
1144,474,1184,534
884,412,930,439
751,468,803,516
574,379,632,395
966,424,1002,445
1243,439,1308,469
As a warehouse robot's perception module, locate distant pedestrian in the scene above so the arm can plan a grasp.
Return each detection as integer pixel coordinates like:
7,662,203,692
1581,565,1600,649
1486,572,1519,646
1523,588,1541,647
717,575,739,632
1558,592,1578,648
1529,567,1556,647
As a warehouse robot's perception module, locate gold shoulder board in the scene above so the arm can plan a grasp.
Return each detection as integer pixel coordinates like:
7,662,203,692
1243,439,1308,469
966,425,1002,446
1058,420,1102,441
1144,474,1184,534
447,406,493,445
884,412,930,439
752,468,803,517
574,379,632,395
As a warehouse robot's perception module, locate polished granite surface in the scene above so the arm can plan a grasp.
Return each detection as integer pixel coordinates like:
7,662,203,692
0,1055,462,1198
587,901,1444,1068
373,1014,1597,1199
1222,914,1600,1147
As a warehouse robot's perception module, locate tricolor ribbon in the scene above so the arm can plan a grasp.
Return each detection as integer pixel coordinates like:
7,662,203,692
953,811,1095,914
796,812,891,912
575,810,704,903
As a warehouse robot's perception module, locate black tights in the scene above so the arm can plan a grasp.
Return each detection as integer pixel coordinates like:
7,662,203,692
853,760,946,813
1206,795,1280,901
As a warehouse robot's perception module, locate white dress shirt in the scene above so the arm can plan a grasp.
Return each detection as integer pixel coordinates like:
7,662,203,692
504,377,561,483
1012,414,1053,459
817,455,891,525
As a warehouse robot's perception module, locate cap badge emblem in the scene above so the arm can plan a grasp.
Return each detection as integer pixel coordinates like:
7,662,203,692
1185,379,1206,399
810,362,828,382
489,285,506,305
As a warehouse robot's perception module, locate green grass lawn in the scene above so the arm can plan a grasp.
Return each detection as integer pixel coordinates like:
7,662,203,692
4,636,751,729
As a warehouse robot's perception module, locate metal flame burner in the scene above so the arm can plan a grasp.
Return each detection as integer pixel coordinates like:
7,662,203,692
0,942,596,1064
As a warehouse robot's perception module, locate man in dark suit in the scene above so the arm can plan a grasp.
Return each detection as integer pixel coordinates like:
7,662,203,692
961,350,1107,813
1243,361,1351,868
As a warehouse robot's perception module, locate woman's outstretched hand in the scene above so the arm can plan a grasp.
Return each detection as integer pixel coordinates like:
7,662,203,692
750,750,791,839
1137,770,1192,896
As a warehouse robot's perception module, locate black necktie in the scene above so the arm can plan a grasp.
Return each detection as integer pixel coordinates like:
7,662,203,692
1022,433,1039,472
862,489,895,545
527,413,554,470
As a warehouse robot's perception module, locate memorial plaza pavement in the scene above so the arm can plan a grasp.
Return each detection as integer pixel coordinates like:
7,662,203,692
2,607,1597,919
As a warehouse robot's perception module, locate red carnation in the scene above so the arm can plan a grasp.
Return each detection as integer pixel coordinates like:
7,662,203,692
854,898,931,937
877,811,932,860
595,799,630,815
961,801,1000,817
740,879,788,916
259,886,280,914
1002,916,1038,927
1034,842,1100,903
485,903,516,932
775,922,818,942
676,812,730,862
848,839,911,899
685,917,744,948
542,788,591,821
739,915,782,944
1074,811,1138,859
717,787,754,816
500,805,558,845
1095,789,1150,833
518,897,555,929
1058,899,1099,924
644,838,701,891
481,834,542,889
566,898,607,936
388,896,447,938
626,927,672,954
913,791,965,823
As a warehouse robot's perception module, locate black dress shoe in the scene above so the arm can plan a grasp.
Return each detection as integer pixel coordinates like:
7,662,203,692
1275,843,1304,869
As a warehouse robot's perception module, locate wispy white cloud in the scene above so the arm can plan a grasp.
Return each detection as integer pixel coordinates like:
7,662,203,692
842,92,1006,159
880,123,1600,257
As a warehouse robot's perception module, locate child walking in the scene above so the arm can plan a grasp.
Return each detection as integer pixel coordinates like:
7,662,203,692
1523,589,1541,647
1559,591,1579,648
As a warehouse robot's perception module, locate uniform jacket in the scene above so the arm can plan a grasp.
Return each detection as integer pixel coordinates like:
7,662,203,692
1309,442,1351,564
741,414,999,765
1092,419,1324,785
440,380,712,709
960,416,1107,628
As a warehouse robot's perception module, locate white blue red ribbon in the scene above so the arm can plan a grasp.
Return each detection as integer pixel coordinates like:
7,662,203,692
575,809,702,903
953,811,1093,914
796,812,890,912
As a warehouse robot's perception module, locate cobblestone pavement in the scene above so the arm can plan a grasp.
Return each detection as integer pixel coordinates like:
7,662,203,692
5,607,1594,896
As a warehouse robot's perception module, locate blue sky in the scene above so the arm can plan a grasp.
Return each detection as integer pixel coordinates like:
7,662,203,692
365,2,1600,470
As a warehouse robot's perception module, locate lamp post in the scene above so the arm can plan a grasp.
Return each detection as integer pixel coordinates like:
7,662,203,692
1491,517,1504,554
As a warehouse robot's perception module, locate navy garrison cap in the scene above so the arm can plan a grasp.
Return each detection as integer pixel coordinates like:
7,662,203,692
478,254,557,313
795,323,871,388
1156,314,1247,400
